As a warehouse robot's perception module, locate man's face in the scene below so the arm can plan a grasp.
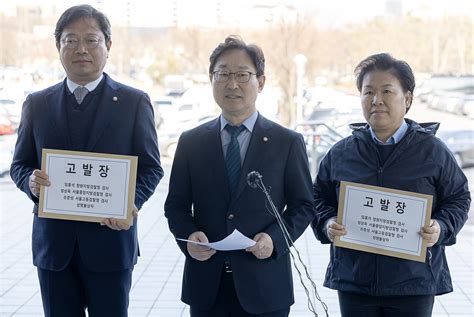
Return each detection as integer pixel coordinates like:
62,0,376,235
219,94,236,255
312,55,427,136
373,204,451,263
211,49,265,122
56,17,111,85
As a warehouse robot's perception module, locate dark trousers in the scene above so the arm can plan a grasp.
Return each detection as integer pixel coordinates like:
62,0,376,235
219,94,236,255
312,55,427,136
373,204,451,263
37,244,132,317
190,270,290,317
338,291,435,317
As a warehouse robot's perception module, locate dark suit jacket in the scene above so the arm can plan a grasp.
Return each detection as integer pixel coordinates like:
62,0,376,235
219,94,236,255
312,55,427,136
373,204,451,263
164,114,315,314
10,73,163,272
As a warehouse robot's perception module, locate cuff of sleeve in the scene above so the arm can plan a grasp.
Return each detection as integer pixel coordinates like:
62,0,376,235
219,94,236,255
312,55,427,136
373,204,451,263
264,227,288,260
323,218,332,239
134,198,143,210
435,219,446,245
29,190,39,204
311,217,333,244
312,225,329,244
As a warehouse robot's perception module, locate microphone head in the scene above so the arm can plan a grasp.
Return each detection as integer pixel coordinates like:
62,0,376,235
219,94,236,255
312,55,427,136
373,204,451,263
247,171,262,188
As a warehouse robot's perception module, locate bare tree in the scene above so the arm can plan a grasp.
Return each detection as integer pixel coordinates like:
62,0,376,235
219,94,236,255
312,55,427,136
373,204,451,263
2,8,472,109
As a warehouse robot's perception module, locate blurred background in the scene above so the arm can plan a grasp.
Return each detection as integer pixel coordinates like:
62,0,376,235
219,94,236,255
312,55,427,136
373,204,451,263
0,1,473,316
0,0,473,176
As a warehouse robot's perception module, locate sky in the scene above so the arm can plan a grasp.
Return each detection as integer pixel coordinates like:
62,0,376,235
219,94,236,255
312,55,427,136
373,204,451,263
1,0,473,28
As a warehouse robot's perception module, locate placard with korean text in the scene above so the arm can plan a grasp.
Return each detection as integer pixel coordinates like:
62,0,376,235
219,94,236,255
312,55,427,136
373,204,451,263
39,149,137,225
335,181,433,262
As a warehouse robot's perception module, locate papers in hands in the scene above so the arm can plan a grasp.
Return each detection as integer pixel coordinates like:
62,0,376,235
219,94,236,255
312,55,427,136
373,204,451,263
176,229,256,251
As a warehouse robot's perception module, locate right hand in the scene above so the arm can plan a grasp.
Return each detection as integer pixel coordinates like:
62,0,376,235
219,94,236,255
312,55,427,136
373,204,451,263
187,231,216,261
99,204,139,231
326,217,347,242
29,169,50,197
100,218,132,231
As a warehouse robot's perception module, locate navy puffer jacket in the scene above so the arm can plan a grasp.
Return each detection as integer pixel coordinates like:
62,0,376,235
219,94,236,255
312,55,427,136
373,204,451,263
312,119,470,296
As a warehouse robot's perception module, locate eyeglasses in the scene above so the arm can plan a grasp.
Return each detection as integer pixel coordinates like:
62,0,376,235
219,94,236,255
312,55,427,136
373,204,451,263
212,71,256,83
61,36,104,50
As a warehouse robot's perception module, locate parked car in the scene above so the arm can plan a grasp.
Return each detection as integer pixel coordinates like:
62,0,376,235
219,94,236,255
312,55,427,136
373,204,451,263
0,114,17,176
0,113,14,136
152,96,177,129
158,116,215,159
0,98,21,131
458,93,474,118
437,129,474,168
417,75,474,105
426,86,474,115
158,130,180,159
172,86,219,122
461,96,474,119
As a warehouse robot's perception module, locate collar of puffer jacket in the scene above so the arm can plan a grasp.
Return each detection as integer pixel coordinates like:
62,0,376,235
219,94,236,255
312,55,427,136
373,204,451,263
349,118,440,136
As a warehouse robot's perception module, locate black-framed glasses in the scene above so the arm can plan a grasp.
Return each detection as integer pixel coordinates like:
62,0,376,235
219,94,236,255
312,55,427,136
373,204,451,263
212,71,256,83
61,36,104,50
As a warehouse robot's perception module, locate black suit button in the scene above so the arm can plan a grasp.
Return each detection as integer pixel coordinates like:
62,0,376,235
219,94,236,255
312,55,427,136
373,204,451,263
227,213,235,220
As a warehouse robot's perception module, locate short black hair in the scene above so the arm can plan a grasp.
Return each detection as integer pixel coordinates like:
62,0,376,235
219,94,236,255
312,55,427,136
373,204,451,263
54,4,111,44
355,53,415,96
209,35,265,77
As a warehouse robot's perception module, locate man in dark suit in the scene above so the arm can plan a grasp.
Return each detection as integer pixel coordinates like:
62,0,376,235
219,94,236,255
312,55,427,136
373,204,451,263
165,35,315,316
10,5,163,317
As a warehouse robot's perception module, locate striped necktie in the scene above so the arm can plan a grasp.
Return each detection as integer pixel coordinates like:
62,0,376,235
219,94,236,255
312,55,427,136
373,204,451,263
73,86,88,104
225,124,246,194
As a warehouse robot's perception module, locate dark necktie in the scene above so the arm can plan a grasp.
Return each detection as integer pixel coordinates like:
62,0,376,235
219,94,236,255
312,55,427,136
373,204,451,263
225,124,246,194
74,86,88,104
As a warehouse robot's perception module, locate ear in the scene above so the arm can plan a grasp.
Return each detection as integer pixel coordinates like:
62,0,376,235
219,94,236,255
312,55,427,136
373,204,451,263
56,42,61,52
404,91,413,113
106,39,112,57
257,75,266,93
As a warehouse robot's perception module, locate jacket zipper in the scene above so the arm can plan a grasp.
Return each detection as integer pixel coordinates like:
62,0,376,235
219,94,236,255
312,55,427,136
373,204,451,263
374,146,383,295
368,133,413,295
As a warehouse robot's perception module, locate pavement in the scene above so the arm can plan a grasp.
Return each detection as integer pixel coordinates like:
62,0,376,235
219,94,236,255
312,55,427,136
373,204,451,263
0,162,472,317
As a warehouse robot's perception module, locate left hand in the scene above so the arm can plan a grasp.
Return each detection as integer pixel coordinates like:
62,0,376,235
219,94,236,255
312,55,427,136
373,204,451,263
419,219,441,247
100,204,138,231
246,232,274,260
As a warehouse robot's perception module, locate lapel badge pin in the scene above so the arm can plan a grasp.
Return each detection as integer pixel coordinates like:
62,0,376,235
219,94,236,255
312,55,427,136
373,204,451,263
113,96,118,102
263,137,268,142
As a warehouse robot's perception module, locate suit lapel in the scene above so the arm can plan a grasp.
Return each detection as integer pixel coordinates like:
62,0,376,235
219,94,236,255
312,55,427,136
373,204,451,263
233,114,273,201
46,80,72,149
85,74,120,151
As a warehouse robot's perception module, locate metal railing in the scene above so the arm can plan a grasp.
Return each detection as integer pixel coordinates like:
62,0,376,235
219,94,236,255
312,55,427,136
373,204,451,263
295,120,344,179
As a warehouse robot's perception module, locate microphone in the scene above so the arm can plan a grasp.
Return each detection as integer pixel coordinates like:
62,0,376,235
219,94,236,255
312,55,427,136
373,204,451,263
246,171,262,189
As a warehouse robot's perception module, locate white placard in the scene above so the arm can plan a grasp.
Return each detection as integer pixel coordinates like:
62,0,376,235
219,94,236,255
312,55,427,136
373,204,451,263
39,149,137,225
335,181,432,262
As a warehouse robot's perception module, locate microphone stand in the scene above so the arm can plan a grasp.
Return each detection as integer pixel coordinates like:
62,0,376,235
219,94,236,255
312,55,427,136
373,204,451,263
247,171,329,317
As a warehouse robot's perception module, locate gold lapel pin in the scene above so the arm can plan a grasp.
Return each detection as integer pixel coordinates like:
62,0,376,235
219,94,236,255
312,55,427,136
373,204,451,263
113,96,118,101
263,137,268,142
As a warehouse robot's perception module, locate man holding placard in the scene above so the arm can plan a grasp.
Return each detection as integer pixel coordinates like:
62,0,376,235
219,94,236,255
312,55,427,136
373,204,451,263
312,53,470,317
10,5,163,316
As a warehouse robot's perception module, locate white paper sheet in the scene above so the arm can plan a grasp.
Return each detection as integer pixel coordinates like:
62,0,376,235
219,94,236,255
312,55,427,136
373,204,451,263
176,229,256,251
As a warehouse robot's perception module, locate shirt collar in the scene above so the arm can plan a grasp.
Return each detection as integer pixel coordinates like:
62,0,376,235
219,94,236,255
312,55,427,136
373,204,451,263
67,74,104,94
369,120,408,145
220,111,258,132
